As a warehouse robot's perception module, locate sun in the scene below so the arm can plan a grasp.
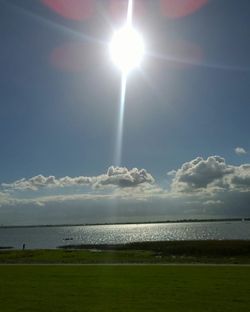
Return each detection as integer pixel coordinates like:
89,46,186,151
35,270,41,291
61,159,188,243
109,25,145,74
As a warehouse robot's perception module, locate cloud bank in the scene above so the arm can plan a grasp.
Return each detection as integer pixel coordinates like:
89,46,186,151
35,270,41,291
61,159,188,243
2,166,155,192
1,157,250,225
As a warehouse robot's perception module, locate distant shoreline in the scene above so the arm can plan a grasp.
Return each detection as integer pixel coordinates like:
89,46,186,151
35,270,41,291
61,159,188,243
1,217,249,229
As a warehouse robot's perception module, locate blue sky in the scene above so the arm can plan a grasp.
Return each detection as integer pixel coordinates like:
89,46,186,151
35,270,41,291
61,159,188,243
0,0,250,225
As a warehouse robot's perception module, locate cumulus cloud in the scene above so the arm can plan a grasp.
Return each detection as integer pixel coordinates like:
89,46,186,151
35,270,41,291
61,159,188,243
2,166,155,191
165,155,250,218
2,174,93,191
169,156,234,192
169,155,250,193
235,147,247,156
93,166,155,188
1,159,250,225
231,164,250,189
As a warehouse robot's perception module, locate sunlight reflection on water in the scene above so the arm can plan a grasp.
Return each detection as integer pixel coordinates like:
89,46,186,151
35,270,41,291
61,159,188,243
0,221,250,249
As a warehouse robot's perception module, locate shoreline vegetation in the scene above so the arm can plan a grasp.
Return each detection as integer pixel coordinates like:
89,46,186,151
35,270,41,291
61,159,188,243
0,217,249,229
1,240,250,264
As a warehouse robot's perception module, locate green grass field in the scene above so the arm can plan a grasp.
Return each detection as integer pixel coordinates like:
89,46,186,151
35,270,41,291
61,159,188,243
0,265,250,312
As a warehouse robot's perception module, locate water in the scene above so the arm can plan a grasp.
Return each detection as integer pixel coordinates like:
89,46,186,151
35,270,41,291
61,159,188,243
0,221,250,249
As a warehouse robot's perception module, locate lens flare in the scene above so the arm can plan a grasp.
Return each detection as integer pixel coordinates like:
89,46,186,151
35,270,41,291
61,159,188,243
161,0,208,18
42,0,94,21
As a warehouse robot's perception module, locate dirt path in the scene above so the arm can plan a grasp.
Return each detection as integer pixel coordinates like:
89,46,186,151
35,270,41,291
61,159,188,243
1,263,250,266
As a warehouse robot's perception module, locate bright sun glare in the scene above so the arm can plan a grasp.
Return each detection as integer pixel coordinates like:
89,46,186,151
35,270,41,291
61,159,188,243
109,25,145,74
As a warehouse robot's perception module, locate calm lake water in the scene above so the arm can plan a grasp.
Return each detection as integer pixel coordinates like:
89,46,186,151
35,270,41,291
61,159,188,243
0,221,250,249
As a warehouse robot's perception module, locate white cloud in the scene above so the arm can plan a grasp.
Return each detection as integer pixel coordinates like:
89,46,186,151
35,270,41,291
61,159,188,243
203,200,223,206
235,147,247,156
169,156,234,193
0,192,11,207
231,164,250,189
169,156,250,193
93,166,155,188
1,158,250,225
2,174,93,191
2,166,155,192
167,170,176,176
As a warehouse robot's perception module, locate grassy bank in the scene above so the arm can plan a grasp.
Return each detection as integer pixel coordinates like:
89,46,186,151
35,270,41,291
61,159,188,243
1,240,250,264
0,249,154,264
0,265,250,311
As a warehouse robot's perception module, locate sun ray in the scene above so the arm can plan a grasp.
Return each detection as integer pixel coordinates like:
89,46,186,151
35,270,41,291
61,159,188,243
127,0,133,26
4,1,104,45
112,0,145,166
113,0,132,167
148,50,250,72
114,73,127,166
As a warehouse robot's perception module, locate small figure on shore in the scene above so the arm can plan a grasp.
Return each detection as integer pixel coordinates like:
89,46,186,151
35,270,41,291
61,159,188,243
22,243,25,250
